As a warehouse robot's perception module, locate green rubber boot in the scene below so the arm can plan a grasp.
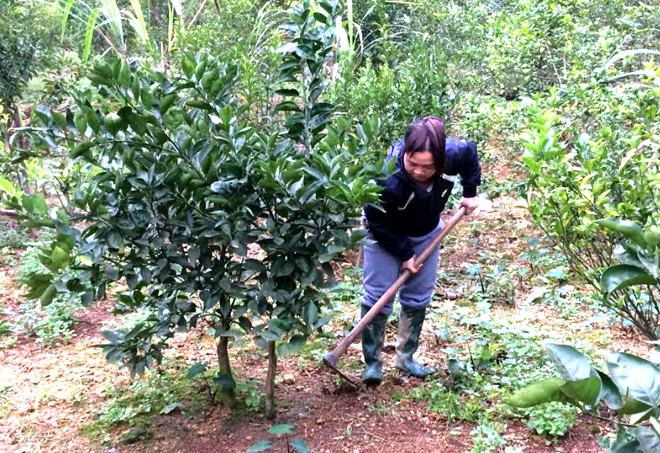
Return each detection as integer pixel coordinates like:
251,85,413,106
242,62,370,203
395,306,436,378
361,305,388,386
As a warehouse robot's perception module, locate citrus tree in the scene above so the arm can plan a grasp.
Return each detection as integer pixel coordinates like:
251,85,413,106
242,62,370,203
19,0,384,415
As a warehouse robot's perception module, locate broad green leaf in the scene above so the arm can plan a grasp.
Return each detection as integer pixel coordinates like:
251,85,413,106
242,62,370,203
560,376,601,406
633,426,660,453
247,440,272,452
187,362,207,379
601,265,656,294
598,370,623,410
105,265,119,280
614,244,643,267
607,352,660,408
544,343,594,381
290,437,310,453
268,424,293,434
261,331,280,342
505,377,568,407
618,394,652,416
598,218,646,247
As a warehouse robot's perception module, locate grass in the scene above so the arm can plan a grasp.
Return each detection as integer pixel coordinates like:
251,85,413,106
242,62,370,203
83,364,210,442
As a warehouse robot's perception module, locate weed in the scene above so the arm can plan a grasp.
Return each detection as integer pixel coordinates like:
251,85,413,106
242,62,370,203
237,380,264,412
15,296,81,346
248,424,310,453
0,385,12,418
0,220,29,250
84,366,207,441
366,400,392,416
469,421,507,453
524,402,578,441
408,382,481,421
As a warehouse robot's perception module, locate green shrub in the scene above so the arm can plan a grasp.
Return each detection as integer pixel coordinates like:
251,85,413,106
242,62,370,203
522,79,660,338
330,40,453,146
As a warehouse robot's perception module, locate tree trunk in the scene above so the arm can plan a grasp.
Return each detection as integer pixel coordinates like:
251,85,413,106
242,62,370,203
264,340,277,419
149,0,161,26
216,336,236,408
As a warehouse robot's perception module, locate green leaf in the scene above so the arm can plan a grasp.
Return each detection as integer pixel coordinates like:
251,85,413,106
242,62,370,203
244,259,267,273
318,253,332,263
187,362,207,378
598,370,623,410
40,285,57,306
275,89,299,97
274,101,301,113
0,177,16,197
31,195,48,215
601,265,656,294
60,0,76,42
182,57,195,79
607,352,660,408
505,377,568,407
544,343,594,381
51,246,70,270
618,393,652,416
302,303,318,326
290,437,310,453
261,331,280,342
105,265,119,280
277,335,306,356
560,376,601,406
214,372,236,390
268,424,293,434
118,60,131,88
633,426,660,453
598,218,647,247
83,9,100,64
74,112,87,135
107,231,123,249
247,440,272,452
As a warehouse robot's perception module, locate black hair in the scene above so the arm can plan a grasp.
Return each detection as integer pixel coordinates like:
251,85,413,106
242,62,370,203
402,116,446,174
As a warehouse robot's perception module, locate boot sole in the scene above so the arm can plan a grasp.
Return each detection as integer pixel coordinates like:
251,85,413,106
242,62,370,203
362,377,383,386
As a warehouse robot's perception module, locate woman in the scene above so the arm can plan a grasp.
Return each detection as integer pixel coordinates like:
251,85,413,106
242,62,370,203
360,116,481,386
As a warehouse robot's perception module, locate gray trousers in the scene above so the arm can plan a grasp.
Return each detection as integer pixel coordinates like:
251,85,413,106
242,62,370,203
360,221,443,315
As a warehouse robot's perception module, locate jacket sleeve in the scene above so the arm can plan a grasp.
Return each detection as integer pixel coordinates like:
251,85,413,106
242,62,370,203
364,181,415,262
459,141,482,198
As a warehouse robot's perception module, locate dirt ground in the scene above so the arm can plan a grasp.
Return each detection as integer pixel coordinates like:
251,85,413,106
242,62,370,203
1,156,644,453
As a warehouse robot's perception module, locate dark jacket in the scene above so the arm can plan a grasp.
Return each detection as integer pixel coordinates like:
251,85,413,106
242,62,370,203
364,137,481,261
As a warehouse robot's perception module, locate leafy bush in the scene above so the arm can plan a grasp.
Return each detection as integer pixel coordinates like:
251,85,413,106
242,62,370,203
522,78,660,338
330,40,453,147
598,219,660,339
507,343,660,453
